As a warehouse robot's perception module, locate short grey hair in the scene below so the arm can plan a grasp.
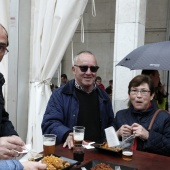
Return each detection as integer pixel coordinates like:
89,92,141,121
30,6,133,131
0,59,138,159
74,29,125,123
73,51,94,65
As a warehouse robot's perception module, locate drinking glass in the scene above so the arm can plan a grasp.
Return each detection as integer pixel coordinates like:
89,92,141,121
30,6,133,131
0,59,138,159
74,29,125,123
43,134,56,156
73,126,85,145
122,134,134,161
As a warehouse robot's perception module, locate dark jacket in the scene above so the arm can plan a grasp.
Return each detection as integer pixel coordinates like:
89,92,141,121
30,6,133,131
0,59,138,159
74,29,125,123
114,101,170,156
0,73,18,137
42,79,114,144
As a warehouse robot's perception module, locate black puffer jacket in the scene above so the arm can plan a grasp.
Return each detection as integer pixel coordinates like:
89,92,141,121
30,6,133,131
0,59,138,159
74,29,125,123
114,101,170,156
0,73,18,137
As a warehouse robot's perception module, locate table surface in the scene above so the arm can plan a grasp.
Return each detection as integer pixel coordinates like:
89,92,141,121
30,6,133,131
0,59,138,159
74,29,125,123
54,144,170,170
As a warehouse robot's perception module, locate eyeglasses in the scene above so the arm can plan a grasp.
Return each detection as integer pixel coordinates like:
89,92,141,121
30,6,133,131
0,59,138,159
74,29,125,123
0,45,9,55
130,89,150,96
74,65,99,73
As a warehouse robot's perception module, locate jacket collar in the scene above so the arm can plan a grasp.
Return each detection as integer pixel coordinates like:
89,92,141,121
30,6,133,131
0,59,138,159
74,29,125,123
130,101,158,115
61,79,109,102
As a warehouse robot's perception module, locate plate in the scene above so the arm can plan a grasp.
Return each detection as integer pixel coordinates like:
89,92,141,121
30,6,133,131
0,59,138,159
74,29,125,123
91,143,122,154
35,154,78,170
78,160,138,170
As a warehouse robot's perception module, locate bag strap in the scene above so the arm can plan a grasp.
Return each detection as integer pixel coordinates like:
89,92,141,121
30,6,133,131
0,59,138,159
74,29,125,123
148,109,162,131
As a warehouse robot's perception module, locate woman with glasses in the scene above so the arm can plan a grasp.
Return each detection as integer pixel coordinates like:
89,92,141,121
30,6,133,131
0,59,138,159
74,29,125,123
42,51,114,149
114,75,170,156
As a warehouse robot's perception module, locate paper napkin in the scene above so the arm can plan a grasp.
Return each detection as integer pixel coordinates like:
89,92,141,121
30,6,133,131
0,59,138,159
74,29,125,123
105,126,120,147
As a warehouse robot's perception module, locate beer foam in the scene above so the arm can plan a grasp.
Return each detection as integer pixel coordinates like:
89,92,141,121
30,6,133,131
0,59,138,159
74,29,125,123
43,141,55,146
74,133,84,140
122,151,133,156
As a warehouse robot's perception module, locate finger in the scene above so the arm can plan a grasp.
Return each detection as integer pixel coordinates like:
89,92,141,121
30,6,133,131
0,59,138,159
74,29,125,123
6,143,24,152
12,150,20,157
68,140,74,149
131,123,139,128
63,142,67,148
82,140,88,145
8,136,25,146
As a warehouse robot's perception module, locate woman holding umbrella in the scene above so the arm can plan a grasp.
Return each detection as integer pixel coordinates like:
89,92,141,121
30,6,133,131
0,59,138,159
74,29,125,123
114,74,170,156
141,70,168,110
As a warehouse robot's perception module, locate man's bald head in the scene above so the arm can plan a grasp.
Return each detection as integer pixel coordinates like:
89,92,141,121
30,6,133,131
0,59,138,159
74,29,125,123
0,24,9,46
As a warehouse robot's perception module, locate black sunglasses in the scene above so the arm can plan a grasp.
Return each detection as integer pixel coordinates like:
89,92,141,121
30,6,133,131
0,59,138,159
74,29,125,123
74,65,99,73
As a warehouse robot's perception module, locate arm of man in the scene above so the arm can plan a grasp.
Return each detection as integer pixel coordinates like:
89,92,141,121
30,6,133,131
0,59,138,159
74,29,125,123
0,107,18,136
41,88,76,144
0,160,47,170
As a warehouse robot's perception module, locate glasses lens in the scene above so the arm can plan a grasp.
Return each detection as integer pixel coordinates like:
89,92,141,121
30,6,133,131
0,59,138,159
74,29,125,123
90,66,99,72
75,65,99,73
79,66,88,72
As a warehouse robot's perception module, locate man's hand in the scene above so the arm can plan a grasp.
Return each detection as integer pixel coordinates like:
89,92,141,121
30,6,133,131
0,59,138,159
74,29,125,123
22,161,47,170
0,135,25,159
63,133,74,149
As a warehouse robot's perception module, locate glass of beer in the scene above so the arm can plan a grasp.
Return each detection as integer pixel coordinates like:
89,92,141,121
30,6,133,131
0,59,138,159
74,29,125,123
43,134,56,156
122,134,134,161
73,126,85,145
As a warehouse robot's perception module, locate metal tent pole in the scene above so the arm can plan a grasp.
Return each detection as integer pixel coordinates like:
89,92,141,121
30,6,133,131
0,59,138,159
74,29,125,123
166,71,169,111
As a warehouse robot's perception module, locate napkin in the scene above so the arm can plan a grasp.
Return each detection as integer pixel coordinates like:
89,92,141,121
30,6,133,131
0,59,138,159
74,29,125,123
83,142,95,149
105,126,120,147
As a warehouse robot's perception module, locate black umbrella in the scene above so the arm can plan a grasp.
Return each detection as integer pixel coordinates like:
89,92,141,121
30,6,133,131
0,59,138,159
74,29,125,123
116,41,170,110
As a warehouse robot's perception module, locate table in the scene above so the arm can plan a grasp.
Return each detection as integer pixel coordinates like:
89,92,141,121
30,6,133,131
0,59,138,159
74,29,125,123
55,144,170,170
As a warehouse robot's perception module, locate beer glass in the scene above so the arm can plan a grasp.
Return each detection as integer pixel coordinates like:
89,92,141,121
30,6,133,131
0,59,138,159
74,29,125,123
43,134,56,156
73,126,85,145
122,134,134,161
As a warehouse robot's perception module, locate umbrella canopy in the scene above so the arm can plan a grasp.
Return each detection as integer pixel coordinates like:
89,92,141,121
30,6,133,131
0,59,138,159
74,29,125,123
116,41,170,70
116,41,170,111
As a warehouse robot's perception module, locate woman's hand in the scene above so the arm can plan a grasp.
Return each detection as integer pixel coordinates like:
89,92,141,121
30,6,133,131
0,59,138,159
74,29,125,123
131,123,149,140
117,124,132,138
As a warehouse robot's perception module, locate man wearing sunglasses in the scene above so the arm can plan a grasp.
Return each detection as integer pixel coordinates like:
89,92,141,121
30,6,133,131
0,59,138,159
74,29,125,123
42,51,115,149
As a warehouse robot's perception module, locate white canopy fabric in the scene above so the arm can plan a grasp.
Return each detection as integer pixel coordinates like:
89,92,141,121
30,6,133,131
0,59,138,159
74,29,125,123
26,0,88,152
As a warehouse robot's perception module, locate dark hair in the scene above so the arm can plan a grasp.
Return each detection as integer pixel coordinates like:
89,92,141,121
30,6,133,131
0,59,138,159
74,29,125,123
128,75,155,95
141,70,157,76
95,76,102,82
0,24,9,46
61,74,67,79
141,70,166,104
109,80,113,84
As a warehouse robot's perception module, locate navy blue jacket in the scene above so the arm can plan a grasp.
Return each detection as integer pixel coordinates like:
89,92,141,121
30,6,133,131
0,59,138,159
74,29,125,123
42,79,114,144
114,102,170,156
0,73,18,137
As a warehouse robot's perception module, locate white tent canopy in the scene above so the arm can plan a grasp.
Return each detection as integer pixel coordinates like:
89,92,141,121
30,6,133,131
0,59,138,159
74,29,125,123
26,0,88,152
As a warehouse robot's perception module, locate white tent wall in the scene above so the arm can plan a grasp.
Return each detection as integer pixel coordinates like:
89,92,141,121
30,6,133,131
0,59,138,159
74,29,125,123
62,0,170,89
26,0,88,152
7,0,31,141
